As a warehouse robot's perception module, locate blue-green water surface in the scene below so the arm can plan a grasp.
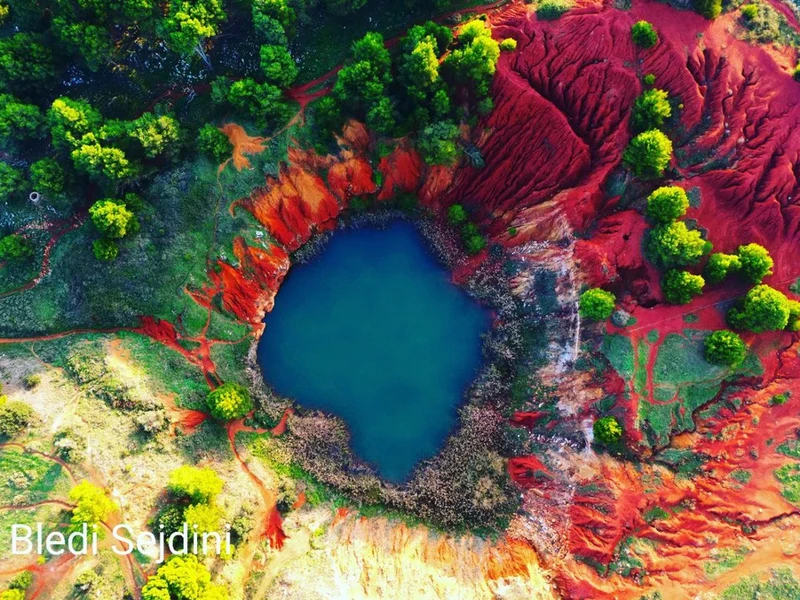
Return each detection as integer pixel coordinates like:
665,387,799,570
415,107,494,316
257,221,490,482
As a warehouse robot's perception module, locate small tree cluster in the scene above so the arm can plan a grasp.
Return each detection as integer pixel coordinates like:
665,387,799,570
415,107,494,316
705,252,741,284
694,0,722,19
646,221,711,268
446,204,487,255
579,288,616,321
704,330,747,368
141,554,229,600
0,398,33,437
197,124,233,163
206,382,253,421
168,465,224,504
728,284,796,333
645,186,688,224
631,88,671,133
68,481,117,534
704,244,772,285
0,234,33,261
88,196,141,260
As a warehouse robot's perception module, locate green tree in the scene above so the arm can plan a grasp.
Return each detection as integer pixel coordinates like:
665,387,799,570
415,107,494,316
402,22,452,57
662,269,705,304
252,0,294,35
0,94,42,144
461,222,487,255
593,416,623,445
645,186,688,223
417,121,460,165
168,465,223,504
736,243,773,284
704,330,747,368
163,0,226,55
443,20,500,97
141,554,228,600
333,32,392,115
0,400,33,437
8,571,33,591
499,38,517,51
52,18,114,71
579,288,616,321
646,221,711,268
787,301,800,332
631,88,671,133
705,252,741,284
206,382,253,421
68,481,117,533
93,238,119,261
226,78,289,126
197,124,232,162
623,129,673,178
89,199,138,239
183,503,223,535
71,135,136,181
0,235,33,260
728,284,791,332
259,44,298,87
365,97,396,134
535,0,572,21
0,163,24,201
30,158,67,196
127,113,181,159
253,15,288,45
48,98,103,149
0,590,24,600
694,0,722,19
631,21,658,48
0,33,55,93
447,204,468,225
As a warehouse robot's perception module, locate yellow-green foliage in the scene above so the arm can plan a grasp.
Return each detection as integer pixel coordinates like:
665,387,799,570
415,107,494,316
68,481,117,533
205,382,253,421
168,466,223,504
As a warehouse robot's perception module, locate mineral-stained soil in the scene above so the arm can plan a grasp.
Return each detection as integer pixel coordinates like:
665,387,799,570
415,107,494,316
206,0,800,596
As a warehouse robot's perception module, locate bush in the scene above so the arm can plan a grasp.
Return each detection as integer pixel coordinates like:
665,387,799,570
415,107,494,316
0,590,24,600
197,124,233,163
0,235,33,261
259,44,298,87
772,393,789,405
646,221,711,268
499,38,517,51
645,186,688,223
536,0,572,20
30,158,67,196
183,502,223,534
662,270,704,304
447,204,468,225
168,466,223,504
206,382,253,421
0,401,33,437
23,374,40,389
461,222,487,255
89,200,138,239
141,555,228,600
631,89,671,133
643,73,656,86
92,238,119,261
593,416,623,445
705,252,741,284
695,0,722,18
728,284,790,332
631,21,658,48
740,3,758,19
0,162,24,201
579,288,616,321
736,243,773,283
68,481,117,533
704,330,747,368
8,571,33,591
623,129,673,178
787,300,800,332
417,121,460,166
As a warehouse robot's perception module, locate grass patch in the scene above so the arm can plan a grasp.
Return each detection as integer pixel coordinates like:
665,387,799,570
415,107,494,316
602,334,635,380
720,567,800,599
0,449,69,505
704,545,750,579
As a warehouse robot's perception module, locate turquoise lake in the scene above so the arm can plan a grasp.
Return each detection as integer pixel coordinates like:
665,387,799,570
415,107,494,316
257,221,491,482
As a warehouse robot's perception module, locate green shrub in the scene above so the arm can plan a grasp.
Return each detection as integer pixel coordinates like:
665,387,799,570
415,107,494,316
68,481,117,533
662,270,705,304
168,465,224,504
23,374,41,389
92,238,119,261
417,121,460,166
141,555,228,600
206,382,253,421
0,162,24,201
183,502,223,534
0,400,33,437
736,243,773,283
197,124,233,163
623,129,673,179
787,300,800,331
705,252,741,284
646,221,711,268
536,0,572,20
447,204,468,225
631,21,658,48
694,0,722,18
579,288,616,321
771,393,789,405
740,3,758,19
8,570,33,591
0,590,25,600
30,157,67,196
704,330,747,368
728,285,791,332
593,416,623,445
0,234,33,261
631,89,671,133
643,73,656,86
89,199,138,239
645,186,688,223
461,222,487,255
499,38,517,52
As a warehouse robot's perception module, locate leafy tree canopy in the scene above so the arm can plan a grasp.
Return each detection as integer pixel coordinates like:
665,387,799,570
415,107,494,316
0,162,24,201
728,284,791,333
68,481,118,533
447,204,468,225
579,288,616,321
593,416,623,445
631,21,658,47
662,269,704,304
183,503,223,534
631,88,671,133
206,382,253,421
260,44,298,88
736,243,773,284
197,124,232,163
0,234,33,261
0,400,33,437
141,554,228,600
48,98,104,150
0,34,55,93
127,113,182,159
168,465,223,504
704,330,747,368
623,129,673,179
645,186,688,223
163,0,226,55
646,221,711,268
0,94,43,144
705,252,741,284
89,199,138,239
92,238,119,261
417,121,460,166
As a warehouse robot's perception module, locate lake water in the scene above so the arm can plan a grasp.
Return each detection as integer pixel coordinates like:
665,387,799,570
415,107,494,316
257,221,490,482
